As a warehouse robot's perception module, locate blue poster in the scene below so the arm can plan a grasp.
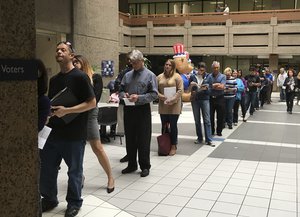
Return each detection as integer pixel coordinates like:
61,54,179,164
101,60,114,77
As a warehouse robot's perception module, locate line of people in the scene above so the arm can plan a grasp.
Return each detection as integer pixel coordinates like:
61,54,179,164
38,44,300,217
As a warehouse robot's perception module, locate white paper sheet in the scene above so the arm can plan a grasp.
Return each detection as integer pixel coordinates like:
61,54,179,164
38,126,52,149
164,86,176,99
123,98,135,106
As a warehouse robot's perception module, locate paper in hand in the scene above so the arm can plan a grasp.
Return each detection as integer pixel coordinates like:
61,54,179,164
38,126,52,149
164,87,176,100
123,98,135,106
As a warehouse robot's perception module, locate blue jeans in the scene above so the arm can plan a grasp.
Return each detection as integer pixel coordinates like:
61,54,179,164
279,87,286,101
40,136,85,208
160,114,179,145
191,99,212,142
246,91,257,114
225,97,235,127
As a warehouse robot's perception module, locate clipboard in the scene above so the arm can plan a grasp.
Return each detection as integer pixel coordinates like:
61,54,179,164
50,87,79,124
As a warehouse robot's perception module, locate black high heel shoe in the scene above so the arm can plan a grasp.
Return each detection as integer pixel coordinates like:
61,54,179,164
107,178,115,193
107,186,115,194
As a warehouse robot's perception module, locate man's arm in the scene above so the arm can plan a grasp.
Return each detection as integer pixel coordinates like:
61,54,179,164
51,97,96,118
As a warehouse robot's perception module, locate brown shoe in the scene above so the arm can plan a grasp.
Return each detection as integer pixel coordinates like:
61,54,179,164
169,145,177,156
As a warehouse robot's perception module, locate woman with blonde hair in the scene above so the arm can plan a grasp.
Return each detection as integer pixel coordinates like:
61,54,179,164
223,67,237,129
157,59,183,155
73,55,114,193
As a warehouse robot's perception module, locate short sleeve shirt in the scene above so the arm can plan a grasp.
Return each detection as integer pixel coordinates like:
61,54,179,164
48,68,95,140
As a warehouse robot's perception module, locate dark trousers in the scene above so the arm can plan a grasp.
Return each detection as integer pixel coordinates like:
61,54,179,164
124,104,151,170
160,114,179,145
233,99,240,123
210,96,225,135
246,91,257,114
286,92,295,112
40,136,85,208
260,89,268,107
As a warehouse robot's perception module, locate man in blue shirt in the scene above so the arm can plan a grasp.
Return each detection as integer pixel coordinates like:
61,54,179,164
119,50,158,177
207,61,226,136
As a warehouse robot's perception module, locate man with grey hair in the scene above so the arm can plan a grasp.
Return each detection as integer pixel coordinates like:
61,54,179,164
119,49,158,177
207,61,226,136
277,67,287,102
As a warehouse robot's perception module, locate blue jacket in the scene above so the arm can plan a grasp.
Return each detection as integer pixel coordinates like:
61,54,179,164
189,73,211,100
235,78,245,100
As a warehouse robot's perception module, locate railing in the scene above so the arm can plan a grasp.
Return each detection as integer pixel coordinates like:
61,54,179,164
119,9,300,26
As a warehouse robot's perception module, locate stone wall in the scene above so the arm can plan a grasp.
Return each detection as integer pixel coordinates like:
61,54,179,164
0,0,39,216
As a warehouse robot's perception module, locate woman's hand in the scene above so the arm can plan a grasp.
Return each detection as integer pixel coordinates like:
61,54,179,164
159,94,167,101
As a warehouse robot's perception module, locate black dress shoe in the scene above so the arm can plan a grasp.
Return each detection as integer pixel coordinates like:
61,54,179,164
121,167,137,174
217,133,222,136
140,169,149,177
41,199,58,212
65,207,80,217
206,142,215,147
120,155,129,163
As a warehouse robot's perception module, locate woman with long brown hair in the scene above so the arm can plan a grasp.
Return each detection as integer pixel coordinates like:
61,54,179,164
73,55,114,193
157,59,183,156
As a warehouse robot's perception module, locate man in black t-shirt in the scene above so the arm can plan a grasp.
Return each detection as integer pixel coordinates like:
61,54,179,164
40,42,95,217
245,67,261,115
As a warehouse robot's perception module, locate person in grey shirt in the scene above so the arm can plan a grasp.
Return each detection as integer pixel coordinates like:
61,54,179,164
119,49,158,177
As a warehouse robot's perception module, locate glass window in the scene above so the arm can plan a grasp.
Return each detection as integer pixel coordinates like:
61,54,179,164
298,0,300,9
280,0,294,9
203,0,219,13
262,0,272,10
226,0,238,12
156,3,168,14
190,1,203,13
254,0,263,10
169,2,182,14
149,3,155,14
140,3,148,15
129,4,136,15
224,56,237,70
240,0,255,11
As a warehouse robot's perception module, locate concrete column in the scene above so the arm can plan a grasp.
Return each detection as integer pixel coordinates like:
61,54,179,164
269,54,278,73
0,1,39,217
226,19,233,55
174,3,181,15
73,0,119,84
147,21,154,53
269,54,279,91
183,3,190,14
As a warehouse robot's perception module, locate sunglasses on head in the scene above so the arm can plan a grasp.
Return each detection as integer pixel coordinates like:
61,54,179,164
57,41,75,53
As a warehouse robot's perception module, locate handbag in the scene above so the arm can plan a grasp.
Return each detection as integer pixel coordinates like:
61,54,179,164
157,125,171,156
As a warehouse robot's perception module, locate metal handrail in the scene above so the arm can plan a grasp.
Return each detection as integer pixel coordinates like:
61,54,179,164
119,9,300,26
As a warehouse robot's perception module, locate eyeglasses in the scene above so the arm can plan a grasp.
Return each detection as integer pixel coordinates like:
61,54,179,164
57,41,75,53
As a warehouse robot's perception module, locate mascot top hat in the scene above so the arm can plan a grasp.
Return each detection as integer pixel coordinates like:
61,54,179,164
173,43,186,58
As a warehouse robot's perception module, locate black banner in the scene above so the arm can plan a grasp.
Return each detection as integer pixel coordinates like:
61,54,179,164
0,59,38,81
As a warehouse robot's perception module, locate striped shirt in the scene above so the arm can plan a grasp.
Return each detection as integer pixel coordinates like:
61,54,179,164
224,76,237,98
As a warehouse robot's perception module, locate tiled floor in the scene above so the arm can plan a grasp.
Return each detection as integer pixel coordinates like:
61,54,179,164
43,93,300,217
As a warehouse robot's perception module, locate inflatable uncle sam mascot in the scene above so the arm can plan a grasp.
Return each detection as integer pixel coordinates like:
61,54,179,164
173,43,194,102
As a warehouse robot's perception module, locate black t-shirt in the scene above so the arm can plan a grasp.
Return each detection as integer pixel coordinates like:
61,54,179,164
47,68,95,140
245,74,260,92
